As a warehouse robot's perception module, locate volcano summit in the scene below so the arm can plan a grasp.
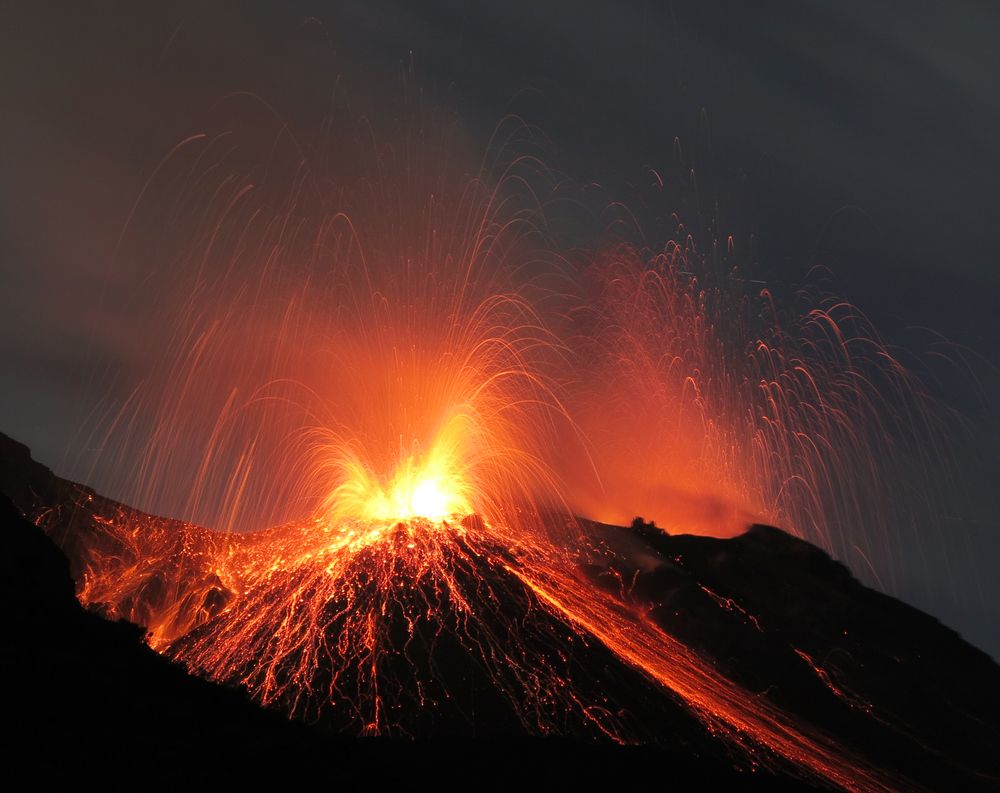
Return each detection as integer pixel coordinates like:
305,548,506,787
3,433,998,791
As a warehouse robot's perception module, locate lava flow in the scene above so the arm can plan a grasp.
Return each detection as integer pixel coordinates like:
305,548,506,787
55,490,895,790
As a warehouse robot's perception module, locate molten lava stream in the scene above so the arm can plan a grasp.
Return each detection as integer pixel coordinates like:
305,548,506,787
510,555,898,793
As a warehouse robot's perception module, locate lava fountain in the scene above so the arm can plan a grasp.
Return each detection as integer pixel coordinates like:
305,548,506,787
86,107,575,543
564,238,964,594
44,99,970,791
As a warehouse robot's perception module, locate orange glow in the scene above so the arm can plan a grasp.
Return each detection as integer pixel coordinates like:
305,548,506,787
558,242,951,581
58,107,960,792
328,443,472,524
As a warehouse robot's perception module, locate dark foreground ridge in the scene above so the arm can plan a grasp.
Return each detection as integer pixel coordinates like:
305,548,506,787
3,432,999,790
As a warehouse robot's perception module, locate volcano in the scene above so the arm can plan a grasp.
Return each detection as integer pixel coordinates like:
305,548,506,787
3,431,998,791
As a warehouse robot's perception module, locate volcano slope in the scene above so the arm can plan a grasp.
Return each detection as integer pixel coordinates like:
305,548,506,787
2,432,998,791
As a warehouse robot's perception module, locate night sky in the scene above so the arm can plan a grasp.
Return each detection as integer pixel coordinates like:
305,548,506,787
2,1,998,656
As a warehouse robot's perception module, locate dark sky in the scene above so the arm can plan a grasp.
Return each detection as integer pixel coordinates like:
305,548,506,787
2,1,998,655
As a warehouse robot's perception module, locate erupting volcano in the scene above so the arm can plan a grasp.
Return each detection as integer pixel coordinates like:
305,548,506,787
4,12,999,791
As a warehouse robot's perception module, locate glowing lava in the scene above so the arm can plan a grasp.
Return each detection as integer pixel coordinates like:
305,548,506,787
327,448,472,525
51,107,971,793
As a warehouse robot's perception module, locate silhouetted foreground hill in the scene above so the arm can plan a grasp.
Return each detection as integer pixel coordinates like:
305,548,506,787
3,431,1000,790
584,517,1000,790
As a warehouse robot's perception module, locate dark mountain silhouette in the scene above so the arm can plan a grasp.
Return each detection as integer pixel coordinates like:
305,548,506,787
2,431,998,790
584,517,1000,789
